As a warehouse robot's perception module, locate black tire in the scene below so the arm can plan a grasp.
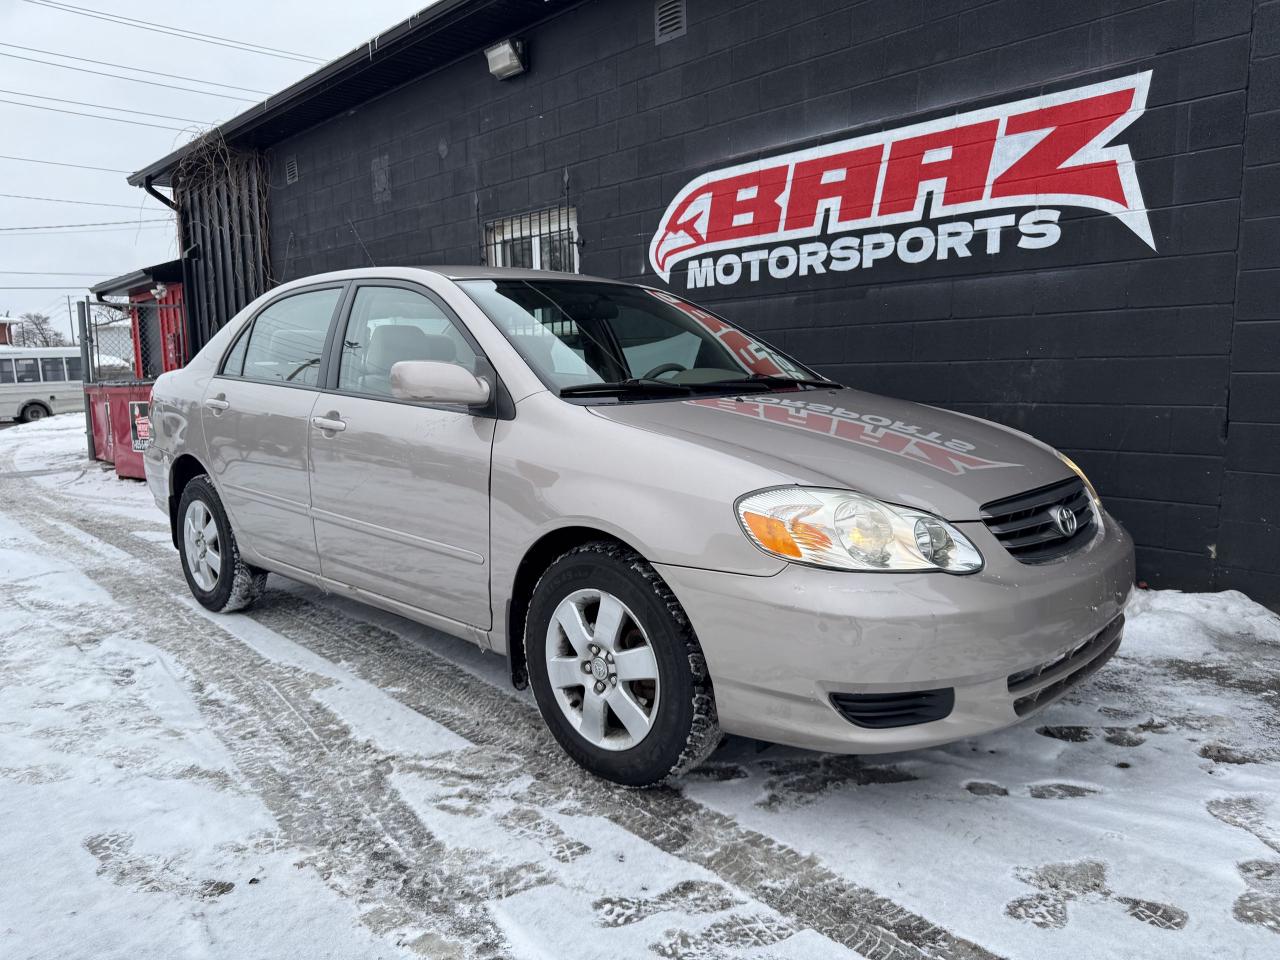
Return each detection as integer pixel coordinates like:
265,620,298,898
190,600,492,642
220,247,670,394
176,474,268,613
20,403,49,423
525,541,721,787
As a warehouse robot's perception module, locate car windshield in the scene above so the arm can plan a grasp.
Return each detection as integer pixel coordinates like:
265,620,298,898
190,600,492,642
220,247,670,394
457,279,823,397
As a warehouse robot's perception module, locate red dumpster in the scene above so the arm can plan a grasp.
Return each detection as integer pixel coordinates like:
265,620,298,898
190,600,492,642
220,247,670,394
85,385,114,464
102,382,153,480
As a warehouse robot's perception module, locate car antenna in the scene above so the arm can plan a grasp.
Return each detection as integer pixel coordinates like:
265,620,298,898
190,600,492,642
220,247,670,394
346,217,377,266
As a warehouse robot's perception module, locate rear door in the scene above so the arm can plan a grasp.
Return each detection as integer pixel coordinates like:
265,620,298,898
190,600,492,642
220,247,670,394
308,281,495,628
201,284,346,576
12,357,43,414
38,356,74,412
0,358,17,418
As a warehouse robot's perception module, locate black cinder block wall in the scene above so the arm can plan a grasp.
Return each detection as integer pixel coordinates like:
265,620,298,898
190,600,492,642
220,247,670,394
264,0,1280,604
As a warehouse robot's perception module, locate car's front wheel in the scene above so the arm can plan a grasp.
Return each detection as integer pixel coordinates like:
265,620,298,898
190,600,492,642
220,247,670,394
525,541,721,786
177,475,268,613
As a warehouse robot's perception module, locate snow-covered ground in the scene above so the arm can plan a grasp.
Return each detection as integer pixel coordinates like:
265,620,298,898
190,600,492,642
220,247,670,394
1,415,1278,960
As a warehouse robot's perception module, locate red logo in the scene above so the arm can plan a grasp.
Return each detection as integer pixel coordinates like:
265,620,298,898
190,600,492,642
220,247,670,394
650,73,1153,283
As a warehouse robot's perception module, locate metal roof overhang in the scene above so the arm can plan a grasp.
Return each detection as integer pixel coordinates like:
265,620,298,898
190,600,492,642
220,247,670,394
127,0,580,189
91,259,185,297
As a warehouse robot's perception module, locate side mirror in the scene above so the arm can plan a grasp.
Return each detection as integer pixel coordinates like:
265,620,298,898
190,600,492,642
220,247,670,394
390,361,491,406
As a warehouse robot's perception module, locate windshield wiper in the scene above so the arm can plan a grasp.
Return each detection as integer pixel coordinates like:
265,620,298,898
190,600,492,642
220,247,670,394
558,377,697,397
559,374,832,398
696,373,833,391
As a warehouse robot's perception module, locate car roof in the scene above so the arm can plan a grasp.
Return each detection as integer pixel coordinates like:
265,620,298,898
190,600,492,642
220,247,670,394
421,265,624,283
271,265,638,289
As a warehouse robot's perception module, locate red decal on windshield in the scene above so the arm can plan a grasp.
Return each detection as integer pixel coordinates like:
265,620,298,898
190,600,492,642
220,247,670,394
646,288,793,377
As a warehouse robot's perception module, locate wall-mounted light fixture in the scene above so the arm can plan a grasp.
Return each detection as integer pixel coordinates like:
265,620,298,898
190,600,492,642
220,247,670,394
484,38,527,80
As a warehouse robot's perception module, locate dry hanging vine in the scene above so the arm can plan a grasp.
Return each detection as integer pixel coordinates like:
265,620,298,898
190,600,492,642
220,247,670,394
172,129,274,347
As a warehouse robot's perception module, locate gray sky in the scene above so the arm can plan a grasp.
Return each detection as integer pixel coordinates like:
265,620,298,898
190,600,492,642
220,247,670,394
0,0,435,337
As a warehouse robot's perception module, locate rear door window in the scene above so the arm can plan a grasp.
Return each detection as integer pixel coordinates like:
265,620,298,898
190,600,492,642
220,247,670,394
221,326,250,377
236,288,343,386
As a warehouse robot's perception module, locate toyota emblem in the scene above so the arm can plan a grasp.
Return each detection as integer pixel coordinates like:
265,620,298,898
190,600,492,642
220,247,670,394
1052,505,1078,537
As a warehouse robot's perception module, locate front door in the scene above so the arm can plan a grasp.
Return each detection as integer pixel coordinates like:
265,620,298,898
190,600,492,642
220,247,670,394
308,282,494,628
202,285,345,575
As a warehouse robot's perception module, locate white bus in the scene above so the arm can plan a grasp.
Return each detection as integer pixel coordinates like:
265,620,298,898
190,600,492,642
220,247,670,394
0,346,86,422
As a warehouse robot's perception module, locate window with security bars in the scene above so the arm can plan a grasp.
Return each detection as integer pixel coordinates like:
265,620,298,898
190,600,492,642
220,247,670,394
483,205,580,273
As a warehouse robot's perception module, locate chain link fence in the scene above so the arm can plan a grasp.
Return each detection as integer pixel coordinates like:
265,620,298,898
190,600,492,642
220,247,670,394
81,300,186,384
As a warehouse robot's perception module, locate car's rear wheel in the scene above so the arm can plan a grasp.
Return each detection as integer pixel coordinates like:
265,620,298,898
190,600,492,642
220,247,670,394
177,475,267,613
525,541,720,786
20,403,49,423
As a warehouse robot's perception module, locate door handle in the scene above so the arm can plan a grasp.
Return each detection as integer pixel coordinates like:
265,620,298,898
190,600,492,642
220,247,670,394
204,396,229,414
311,415,346,434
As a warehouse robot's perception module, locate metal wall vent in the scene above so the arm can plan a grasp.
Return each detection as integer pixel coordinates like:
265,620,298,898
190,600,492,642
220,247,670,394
655,0,686,44
285,155,299,185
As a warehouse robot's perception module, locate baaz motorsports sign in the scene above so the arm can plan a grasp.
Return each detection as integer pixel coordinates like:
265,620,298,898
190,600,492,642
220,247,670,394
649,73,1155,288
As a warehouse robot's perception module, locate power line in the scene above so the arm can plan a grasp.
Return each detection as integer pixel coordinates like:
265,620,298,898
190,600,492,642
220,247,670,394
23,0,324,63
0,96,190,131
0,285,101,289
0,193,163,210
0,270,129,276
0,88,215,124
0,225,174,237
0,50,256,102
0,218,171,232
0,41,270,95
0,154,130,174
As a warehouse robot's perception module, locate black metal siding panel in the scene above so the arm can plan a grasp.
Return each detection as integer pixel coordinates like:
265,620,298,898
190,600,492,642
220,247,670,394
176,149,274,341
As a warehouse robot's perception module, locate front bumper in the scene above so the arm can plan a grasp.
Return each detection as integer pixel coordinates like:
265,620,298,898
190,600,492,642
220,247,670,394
655,511,1135,754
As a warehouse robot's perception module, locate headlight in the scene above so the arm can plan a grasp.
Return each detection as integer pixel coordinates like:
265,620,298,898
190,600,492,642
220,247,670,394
736,487,983,574
1056,452,1101,506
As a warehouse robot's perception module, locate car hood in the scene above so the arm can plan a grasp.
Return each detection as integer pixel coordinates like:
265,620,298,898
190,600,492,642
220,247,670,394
585,386,1074,520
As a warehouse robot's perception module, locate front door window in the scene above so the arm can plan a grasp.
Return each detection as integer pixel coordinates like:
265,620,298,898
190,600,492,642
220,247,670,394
336,286,480,399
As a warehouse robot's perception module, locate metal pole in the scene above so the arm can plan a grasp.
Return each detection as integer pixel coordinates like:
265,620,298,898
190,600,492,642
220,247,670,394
78,300,95,460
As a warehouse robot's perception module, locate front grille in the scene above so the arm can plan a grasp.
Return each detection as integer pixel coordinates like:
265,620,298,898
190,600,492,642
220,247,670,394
830,688,955,729
1008,615,1124,717
981,477,1096,563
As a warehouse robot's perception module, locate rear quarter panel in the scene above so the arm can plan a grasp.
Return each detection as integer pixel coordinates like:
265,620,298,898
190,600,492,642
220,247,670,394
53,386,85,414
144,318,242,511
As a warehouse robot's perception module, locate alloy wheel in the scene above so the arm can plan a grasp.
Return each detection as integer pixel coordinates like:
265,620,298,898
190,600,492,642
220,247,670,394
544,588,660,750
183,499,222,592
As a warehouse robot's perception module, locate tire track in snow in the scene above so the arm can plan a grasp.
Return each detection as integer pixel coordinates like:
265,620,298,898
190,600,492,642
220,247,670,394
4,467,1001,960
4,494,537,958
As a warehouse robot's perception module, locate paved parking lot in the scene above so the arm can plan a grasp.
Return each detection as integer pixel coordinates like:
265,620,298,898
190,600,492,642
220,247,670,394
1,417,1278,960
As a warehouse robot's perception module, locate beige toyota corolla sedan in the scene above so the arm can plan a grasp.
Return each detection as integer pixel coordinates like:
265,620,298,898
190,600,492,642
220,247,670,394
145,267,1134,786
